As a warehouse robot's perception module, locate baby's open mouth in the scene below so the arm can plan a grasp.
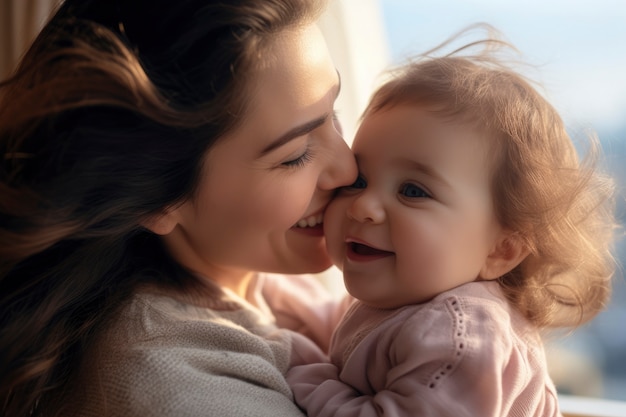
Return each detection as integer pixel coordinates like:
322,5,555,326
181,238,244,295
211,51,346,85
349,242,394,257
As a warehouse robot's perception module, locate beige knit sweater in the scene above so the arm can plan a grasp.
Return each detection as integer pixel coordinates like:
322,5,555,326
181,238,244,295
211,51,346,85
62,276,313,417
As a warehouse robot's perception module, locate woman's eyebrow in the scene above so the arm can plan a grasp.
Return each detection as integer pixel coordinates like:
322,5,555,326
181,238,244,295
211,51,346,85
260,114,329,155
260,71,341,156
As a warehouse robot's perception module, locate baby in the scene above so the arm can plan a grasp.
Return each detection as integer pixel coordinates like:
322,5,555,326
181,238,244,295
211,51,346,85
286,34,616,417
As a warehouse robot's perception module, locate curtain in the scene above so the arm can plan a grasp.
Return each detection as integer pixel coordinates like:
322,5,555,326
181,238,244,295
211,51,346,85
0,0,60,80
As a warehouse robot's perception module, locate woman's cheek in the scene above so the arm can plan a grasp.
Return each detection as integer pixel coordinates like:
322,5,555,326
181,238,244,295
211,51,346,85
253,184,311,228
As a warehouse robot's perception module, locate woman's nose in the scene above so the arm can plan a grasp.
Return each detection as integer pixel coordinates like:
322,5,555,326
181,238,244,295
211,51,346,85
318,130,358,191
347,191,385,224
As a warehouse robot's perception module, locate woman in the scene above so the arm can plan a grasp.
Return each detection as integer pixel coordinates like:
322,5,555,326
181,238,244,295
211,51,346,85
0,0,357,415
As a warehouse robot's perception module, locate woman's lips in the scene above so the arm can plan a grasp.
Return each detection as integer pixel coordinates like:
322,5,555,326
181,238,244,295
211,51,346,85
346,242,394,262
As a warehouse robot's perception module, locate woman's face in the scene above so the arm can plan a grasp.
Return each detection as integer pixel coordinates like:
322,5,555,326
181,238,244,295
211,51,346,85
161,23,357,286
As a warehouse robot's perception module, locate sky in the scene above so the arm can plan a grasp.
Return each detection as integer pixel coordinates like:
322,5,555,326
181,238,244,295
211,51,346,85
378,0,626,136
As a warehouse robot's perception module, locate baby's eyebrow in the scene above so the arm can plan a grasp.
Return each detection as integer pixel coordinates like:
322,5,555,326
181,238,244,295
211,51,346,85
398,158,450,188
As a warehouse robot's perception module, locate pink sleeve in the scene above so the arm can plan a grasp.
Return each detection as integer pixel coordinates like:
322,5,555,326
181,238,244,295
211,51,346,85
286,295,560,417
261,273,353,353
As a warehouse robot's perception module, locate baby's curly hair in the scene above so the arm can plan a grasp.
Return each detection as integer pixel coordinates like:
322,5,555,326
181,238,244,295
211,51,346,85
364,27,618,329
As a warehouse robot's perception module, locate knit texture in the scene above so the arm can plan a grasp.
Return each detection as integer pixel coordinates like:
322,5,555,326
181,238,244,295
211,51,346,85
288,281,563,417
63,273,344,417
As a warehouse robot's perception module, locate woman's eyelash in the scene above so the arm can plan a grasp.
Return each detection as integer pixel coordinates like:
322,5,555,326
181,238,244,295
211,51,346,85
282,150,313,168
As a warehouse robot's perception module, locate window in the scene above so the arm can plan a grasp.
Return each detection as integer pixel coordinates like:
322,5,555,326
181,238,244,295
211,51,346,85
320,0,626,403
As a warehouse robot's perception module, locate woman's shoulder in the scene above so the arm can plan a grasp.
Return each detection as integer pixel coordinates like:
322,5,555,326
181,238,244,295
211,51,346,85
101,291,232,345
67,290,303,416
103,289,290,357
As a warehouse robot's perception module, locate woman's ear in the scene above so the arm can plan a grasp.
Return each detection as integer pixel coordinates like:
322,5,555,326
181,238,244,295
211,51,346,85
480,232,529,280
140,209,180,236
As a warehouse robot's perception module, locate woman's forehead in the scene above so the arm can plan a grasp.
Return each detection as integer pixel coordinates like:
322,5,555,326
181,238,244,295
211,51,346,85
235,24,339,143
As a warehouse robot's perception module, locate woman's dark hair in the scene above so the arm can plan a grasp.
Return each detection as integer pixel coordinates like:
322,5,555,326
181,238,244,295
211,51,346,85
0,0,325,415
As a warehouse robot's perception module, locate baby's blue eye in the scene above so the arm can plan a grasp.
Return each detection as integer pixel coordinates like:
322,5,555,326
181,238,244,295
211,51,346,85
400,183,430,198
349,175,367,189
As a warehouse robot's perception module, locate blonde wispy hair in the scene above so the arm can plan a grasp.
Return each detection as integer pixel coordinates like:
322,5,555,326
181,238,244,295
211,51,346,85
364,24,618,329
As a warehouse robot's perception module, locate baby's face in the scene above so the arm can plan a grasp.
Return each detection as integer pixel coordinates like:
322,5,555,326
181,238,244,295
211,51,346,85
324,104,505,308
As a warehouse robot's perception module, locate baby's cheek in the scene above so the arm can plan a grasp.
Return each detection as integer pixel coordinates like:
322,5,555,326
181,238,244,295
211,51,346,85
401,228,446,273
322,206,346,263
324,199,344,230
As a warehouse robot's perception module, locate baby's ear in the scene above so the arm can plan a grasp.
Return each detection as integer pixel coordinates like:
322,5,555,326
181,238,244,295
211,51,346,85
479,232,529,280
140,209,180,235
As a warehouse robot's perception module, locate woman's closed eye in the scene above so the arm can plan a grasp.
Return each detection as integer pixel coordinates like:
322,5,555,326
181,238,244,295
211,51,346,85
399,182,430,198
281,148,313,168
